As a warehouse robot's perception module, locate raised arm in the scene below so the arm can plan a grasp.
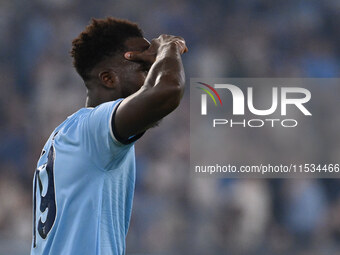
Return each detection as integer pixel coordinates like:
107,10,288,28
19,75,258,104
113,34,187,141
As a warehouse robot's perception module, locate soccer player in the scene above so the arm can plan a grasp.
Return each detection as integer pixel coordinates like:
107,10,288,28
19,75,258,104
31,17,187,255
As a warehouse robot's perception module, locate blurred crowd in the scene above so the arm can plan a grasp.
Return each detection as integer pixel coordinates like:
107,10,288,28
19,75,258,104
0,0,339,254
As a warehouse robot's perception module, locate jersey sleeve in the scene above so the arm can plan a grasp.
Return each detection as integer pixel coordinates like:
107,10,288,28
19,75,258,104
81,99,143,168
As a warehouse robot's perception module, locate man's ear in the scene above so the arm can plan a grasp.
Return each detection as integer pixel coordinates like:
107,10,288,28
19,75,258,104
98,70,118,89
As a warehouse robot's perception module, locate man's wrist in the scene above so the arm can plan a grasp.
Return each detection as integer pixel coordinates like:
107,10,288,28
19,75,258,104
156,43,181,60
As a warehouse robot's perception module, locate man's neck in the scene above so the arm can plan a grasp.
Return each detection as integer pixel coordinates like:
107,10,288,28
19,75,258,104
85,96,104,108
85,88,120,108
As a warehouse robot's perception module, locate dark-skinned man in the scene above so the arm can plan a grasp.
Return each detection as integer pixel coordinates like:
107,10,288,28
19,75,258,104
31,17,187,255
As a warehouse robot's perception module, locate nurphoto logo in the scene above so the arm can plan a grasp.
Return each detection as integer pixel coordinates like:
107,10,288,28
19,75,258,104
196,82,312,128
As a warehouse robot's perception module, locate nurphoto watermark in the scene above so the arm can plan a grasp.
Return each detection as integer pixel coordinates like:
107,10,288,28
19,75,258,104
190,78,339,178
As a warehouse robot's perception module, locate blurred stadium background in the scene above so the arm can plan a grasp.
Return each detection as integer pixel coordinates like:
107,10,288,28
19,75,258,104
1,0,340,254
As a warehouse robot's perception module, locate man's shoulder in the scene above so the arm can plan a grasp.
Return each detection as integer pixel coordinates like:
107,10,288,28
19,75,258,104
69,100,122,122
66,107,92,120
62,108,93,127
47,108,91,142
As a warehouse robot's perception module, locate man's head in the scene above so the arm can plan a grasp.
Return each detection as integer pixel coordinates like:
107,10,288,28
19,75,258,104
71,17,151,104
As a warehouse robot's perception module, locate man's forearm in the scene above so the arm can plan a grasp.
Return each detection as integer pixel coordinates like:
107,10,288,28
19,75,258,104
143,42,185,99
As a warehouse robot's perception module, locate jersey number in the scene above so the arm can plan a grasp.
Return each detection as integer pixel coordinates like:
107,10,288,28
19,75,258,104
33,145,57,248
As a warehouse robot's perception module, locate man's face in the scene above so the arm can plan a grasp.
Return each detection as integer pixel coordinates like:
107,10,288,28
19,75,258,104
115,37,151,97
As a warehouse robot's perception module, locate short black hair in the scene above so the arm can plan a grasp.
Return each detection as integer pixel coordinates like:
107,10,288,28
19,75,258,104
70,17,143,80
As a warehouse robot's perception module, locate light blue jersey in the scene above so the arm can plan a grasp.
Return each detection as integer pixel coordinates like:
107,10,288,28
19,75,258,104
31,99,142,255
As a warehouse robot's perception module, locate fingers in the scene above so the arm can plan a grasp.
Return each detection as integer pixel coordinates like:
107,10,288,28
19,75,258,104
174,40,188,54
158,34,184,42
124,51,143,61
124,35,188,63
124,51,155,64
164,35,188,54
